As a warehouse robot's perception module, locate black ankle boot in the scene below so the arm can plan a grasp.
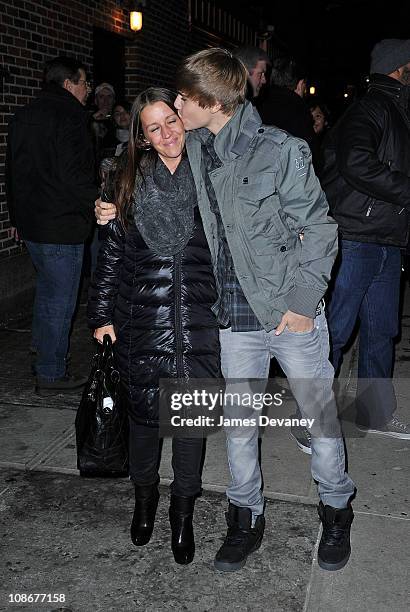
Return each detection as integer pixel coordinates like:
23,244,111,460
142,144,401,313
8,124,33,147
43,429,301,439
169,495,195,565
317,501,354,571
130,482,160,546
214,503,265,572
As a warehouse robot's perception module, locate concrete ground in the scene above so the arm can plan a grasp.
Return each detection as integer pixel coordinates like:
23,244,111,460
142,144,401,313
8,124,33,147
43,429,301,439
0,286,409,612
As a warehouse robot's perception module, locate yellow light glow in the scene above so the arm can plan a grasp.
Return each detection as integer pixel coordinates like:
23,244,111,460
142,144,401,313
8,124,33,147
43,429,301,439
130,11,142,31
309,86,316,95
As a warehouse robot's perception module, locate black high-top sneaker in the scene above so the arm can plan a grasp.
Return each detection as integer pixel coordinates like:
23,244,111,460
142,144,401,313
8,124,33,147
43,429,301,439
214,503,265,572
317,501,354,571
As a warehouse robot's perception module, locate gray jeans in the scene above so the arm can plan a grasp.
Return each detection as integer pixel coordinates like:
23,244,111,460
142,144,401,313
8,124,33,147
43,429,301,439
220,310,355,516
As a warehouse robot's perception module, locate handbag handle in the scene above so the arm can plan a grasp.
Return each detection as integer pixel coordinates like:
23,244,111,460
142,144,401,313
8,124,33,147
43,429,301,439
101,333,114,368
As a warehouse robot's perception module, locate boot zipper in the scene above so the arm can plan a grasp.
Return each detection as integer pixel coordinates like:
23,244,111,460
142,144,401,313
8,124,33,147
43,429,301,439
174,252,185,378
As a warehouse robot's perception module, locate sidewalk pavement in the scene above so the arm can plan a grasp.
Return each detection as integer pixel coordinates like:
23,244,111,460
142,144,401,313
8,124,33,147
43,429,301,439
0,288,409,612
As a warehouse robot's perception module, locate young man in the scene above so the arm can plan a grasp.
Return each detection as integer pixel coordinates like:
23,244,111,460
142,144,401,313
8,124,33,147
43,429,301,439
173,48,355,572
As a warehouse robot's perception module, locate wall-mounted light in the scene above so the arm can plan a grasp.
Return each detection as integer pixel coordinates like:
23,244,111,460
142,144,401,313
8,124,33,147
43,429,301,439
130,9,143,31
117,0,146,32
309,85,316,95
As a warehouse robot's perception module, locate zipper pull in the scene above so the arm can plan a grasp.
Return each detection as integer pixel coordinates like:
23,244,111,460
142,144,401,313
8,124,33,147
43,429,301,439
366,204,373,217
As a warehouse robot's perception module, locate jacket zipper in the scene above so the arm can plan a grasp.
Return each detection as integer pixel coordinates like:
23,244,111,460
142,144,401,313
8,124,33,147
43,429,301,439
174,252,185,378
366,202,373,217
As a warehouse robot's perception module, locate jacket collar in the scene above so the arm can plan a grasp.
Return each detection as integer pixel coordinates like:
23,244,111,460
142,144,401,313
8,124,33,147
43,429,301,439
368,73,409,109
39,83,85,109
188,101,262,163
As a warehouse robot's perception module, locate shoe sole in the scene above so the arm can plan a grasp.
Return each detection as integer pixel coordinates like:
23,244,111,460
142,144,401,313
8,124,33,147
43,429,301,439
318,550,350,572
356,425,410,440
213,538,263,572
290,432,312,455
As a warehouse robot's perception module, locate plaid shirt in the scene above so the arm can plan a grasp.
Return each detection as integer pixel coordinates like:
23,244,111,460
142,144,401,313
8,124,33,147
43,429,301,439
201,133,263,332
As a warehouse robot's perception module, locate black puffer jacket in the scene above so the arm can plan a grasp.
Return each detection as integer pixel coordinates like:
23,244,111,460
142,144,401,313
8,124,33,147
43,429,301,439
87,208,221,426
321,74,410,246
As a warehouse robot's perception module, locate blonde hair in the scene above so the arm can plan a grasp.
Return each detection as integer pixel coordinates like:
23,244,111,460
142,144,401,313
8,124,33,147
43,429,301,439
175,47,247,115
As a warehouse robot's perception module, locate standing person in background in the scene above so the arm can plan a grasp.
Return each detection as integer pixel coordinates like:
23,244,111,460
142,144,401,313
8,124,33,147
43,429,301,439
111,100,131,156
307,97,331,178
322,39,410,439
257,54,316,153
5,56,97,395
308,97,330,138
90,82,117,176
233,45,270,102
87,85,120,276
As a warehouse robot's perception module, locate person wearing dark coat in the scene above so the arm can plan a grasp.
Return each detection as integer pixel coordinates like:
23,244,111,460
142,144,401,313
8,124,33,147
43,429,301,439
257,54,316,153
87,87,220,565
321,39,410,438
6,56,97,394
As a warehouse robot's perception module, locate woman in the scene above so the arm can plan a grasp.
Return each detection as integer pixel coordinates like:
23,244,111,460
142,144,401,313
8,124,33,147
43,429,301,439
307,97,331,178
87,88,220,565
101,100,132,159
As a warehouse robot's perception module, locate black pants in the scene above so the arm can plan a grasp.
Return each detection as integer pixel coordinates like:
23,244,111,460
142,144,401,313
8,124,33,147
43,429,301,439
128,419,203,497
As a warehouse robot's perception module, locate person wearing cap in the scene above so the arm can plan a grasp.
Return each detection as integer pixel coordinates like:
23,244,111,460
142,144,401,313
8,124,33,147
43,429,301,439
93,82,116,120
321,39,410,440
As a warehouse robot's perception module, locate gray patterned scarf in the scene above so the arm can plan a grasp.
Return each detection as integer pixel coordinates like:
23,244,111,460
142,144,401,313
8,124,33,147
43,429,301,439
133,155,197,256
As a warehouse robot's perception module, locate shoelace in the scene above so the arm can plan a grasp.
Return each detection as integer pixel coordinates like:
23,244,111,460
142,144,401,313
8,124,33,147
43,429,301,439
322,522,348,546
225,526,252,547
391,417,409,432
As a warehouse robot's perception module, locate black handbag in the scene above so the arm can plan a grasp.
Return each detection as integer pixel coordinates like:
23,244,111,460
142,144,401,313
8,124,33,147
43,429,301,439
75,334,128,477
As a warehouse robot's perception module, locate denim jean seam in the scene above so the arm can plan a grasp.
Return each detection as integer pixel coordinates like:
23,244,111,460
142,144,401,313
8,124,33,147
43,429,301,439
53,244,82,378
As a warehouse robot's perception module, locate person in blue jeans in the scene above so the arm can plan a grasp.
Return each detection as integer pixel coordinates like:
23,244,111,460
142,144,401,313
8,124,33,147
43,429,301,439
322,39,410,440
6,56,97,395
171,47,355,574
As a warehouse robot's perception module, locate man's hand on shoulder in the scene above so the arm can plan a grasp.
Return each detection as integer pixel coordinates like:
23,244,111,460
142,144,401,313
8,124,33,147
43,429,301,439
275,310,314,335
95,198,117,225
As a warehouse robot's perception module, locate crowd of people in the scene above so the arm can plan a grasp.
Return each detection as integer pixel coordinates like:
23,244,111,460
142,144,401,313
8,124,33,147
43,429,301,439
5,37,410,574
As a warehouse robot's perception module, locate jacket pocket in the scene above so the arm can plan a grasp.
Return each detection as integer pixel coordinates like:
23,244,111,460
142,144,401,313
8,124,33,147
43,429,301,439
237,172,284,254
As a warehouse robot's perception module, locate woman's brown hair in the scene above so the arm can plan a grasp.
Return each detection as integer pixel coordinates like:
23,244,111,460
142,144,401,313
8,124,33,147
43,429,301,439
112,87,179,228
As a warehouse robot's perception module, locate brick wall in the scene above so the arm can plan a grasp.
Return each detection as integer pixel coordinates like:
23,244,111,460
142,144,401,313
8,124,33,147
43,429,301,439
0,0,190,263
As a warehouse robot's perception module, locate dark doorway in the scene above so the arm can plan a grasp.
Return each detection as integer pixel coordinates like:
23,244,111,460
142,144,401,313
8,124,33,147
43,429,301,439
93,27,125,100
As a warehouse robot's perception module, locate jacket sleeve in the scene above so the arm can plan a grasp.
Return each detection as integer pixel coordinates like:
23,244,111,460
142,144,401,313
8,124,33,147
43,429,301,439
277,137,338,318
57,114,98,215
87,219,125,329
336,100,410,206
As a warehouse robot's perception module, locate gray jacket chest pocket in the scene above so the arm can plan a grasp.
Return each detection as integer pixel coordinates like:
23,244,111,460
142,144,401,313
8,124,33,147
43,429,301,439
237,172,282,254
